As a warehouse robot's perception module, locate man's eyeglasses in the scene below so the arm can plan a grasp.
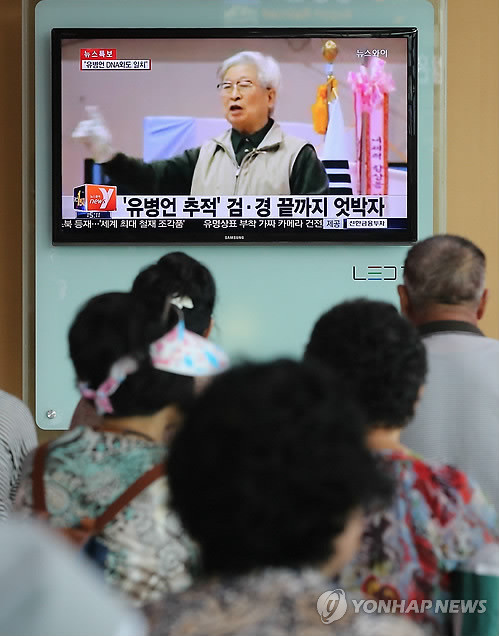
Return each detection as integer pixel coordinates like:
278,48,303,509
217,80,259,94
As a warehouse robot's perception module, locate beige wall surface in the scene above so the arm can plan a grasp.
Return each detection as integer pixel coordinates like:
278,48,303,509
447,0,499,338
0,0,496,403
0,0,23,397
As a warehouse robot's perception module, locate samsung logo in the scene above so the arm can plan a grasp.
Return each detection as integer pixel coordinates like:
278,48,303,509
225,235,245,240
352,265,404,281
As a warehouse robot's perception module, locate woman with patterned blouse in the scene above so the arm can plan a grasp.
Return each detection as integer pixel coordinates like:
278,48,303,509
306,299,499,635
15,291,227,606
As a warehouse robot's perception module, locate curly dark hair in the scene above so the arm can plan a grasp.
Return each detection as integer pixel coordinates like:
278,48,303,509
168,359,393,575
131,252,216,336
69,292,193,417
305,299,427,429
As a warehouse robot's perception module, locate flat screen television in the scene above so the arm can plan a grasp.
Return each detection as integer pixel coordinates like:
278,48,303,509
52,27,417,244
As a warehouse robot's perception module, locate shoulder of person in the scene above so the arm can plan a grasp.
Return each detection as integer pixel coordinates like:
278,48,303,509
343,613,427,636
482,334,499,350
210,128,232,148
0,390,35,422
402,453,492,513
0,517,148,636
266,122,308,150
399,452,469,485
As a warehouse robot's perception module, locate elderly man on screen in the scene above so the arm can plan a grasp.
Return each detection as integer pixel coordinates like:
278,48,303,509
73,51,329,196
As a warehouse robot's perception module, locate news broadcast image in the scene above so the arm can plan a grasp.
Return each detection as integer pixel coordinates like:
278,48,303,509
54,31,415,244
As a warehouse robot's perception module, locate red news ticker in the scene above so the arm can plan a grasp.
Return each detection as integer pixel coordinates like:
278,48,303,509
80,48,117,60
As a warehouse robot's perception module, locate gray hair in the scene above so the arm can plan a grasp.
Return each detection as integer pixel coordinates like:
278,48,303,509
403,234,486,308
217,51,282,92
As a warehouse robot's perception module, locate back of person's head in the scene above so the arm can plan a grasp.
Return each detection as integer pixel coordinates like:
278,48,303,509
168,359,393,576
69,292,193,418
131,252,216,336
403,234,486,310
305,299,427,429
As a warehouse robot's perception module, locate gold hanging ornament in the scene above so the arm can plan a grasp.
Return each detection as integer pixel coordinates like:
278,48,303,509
322,40,338,64
323,40,339,102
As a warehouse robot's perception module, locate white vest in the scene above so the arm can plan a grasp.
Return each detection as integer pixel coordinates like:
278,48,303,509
190,122,307,195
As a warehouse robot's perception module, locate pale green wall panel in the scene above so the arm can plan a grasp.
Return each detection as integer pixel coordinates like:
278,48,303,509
35,0,435,428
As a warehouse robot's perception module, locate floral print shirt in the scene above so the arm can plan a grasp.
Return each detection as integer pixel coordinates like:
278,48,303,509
15,425,195,606
336,450,499,634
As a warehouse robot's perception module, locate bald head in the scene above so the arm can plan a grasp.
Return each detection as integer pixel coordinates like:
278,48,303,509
399,235,487,324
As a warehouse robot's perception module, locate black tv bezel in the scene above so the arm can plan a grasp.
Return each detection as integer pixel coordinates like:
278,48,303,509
51,26,418,246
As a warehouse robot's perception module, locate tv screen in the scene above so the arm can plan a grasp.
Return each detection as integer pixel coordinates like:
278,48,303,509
52,27,417,244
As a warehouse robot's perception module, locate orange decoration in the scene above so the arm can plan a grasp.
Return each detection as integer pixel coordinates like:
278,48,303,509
311,84,329,134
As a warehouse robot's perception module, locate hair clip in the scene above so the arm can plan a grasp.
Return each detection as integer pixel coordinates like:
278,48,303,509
170,295,194,310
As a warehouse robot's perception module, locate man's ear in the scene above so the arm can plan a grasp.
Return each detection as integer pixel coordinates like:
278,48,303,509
416,384,425,404
412,384,425,417
397,284,410,318
202,317,214,338
477,288,488,320
267,88,276,114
